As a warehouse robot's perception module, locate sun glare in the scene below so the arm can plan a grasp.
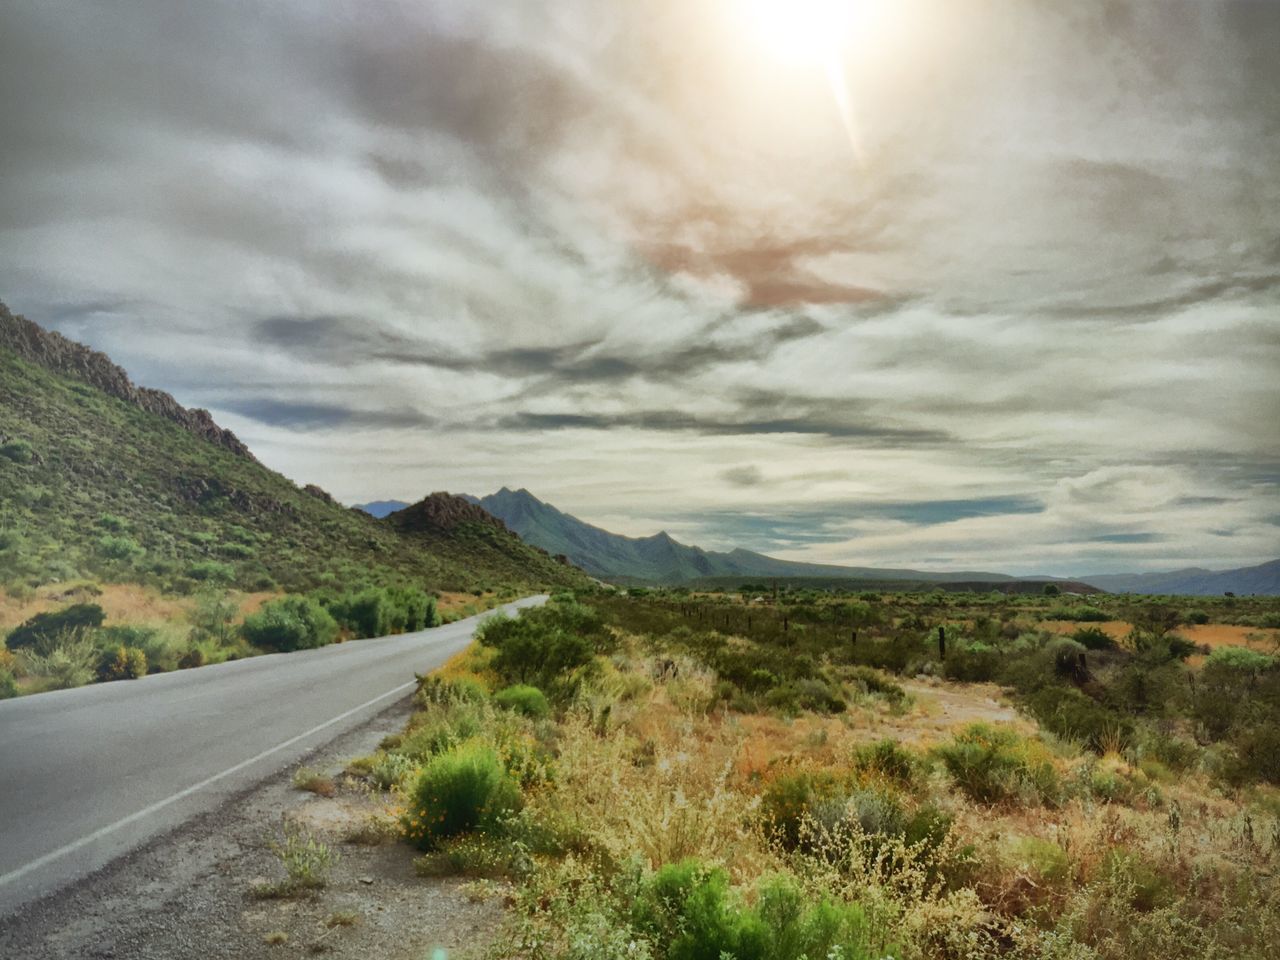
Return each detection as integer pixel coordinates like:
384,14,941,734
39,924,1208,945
742,0,854,65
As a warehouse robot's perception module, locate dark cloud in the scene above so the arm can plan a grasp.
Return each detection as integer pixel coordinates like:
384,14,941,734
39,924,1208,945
720,465,764,487
254,312,826,387
1088,533,1163,544
218,397,434,431
495,410,950,444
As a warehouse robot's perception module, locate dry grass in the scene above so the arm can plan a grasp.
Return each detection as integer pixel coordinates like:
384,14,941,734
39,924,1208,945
0,582,279,633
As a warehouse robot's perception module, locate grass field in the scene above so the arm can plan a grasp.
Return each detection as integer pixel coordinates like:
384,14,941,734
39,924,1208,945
326,587,1280,960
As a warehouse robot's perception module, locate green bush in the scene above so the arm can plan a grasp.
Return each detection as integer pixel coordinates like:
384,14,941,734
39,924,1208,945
0,439,35,463
1044,605,1107,622
187,560,235,583
402,741,522,850
1184,609,1210,625
1025,685,1132,753
493,684,550,719
6,603,105,650
942,645,1002,682
1204,646,1274,673
416,674,488,707
96,645,148,681
241,596,338,652
633,861,882,960
399,703,484,760
96,535,144,560
1071,625,1117,650
477,607,599,697
934,723,1060,805
852,739,921,787
847,666,906,704
0,668,17,699
760,769,843,850
326,585,440,638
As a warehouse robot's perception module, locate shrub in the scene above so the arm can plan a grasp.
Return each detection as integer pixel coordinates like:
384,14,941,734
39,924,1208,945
0,668,17,699
1071,626,1117,650
96,645,148,682
416,674,488,707
292,767,337,796
852,739,921,788
402,741,522,850
253,826,337,897
369,752,417,791
493,684,550,719
942,645,1002,682
1228,725,1280,785
934,724,1060,805
1184,609,1210,625
6,603,106,650
98,514,128,532
765,677,846,715
400,703,484,760
0,439,35,463
1025,686,1132,753
241,596,338,652
760,768,842,850
187,560,235,583
477,609,597,698
847,666,906,704
96,535,144,560
633,861,880,960
1046,637,1088,677
1204,646,1275,673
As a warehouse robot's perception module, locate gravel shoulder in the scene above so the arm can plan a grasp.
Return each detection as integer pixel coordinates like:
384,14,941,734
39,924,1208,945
0,695,505,960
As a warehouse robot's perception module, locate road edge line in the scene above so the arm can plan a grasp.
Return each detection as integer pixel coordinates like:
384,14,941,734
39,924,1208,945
0,679,418,892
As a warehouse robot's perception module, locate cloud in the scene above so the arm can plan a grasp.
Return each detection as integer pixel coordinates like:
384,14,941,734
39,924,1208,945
0,0,1278,574
720,465,764,487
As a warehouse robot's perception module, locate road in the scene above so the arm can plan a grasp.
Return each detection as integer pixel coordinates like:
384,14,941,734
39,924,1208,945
0,595,546,918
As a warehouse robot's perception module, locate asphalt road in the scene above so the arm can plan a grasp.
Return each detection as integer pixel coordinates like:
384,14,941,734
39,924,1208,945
0,595,546,918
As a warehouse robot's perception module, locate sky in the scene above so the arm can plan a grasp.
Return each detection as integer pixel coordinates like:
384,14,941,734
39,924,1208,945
2,0,1278,576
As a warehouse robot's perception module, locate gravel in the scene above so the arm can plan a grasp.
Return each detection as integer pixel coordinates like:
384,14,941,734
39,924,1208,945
0,698,506,960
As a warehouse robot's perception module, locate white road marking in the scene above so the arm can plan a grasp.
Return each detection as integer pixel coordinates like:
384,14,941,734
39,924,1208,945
0,679,417,891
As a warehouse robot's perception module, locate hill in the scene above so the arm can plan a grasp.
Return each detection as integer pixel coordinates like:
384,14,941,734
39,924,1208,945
462,487,1031,585
0,302,584,596
1078,559,1280,596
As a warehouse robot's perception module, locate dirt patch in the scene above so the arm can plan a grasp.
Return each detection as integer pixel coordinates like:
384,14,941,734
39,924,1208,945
0,700,504,960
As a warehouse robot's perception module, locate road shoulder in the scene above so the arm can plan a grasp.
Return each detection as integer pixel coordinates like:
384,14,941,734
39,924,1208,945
0,695,505,960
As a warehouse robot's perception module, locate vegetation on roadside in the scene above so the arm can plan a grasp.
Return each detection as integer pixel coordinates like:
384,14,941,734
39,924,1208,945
338,588,1280,960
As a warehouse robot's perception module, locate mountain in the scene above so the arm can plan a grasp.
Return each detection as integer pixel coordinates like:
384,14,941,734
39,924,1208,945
353,500,410,519
465,487,1031,585
1078,559,1280,596
0,303,585,595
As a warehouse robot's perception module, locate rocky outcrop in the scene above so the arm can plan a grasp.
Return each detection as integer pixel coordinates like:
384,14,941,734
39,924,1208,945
0,301,255,461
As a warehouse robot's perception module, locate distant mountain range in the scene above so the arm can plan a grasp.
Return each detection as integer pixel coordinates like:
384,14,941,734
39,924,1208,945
461,488,1048,584
357,489,1044,585
356,488,1280,595
1077,559,1280,596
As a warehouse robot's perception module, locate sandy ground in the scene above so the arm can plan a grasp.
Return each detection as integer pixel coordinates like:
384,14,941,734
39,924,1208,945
0,697,504,960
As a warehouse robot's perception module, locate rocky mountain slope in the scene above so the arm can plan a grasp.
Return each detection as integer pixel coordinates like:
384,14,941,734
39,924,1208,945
0,302,584,595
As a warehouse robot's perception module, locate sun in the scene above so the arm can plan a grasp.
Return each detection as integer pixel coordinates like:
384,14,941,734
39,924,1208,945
741,0,855,66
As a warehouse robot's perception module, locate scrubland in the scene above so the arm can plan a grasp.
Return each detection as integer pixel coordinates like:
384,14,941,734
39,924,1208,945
335,588,1280,960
